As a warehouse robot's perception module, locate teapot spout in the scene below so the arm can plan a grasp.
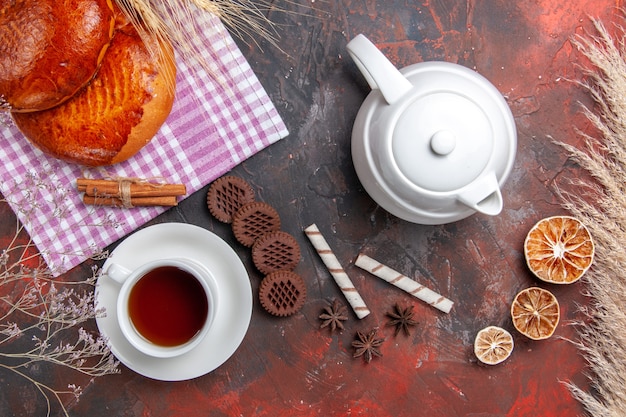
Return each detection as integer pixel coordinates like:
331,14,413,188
456,173,503,216
347,34,413,105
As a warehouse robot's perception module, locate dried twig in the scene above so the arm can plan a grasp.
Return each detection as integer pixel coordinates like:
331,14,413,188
0,170,119,417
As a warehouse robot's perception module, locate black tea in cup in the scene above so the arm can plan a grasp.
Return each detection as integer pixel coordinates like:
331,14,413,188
128,266,209,347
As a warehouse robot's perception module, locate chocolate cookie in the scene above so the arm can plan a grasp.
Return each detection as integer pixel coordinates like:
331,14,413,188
259,270,306,317
232,201,281,247
252,231,301,274
206,176,255,223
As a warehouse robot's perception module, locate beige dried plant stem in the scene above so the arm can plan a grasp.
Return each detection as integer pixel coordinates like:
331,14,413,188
555,17,626,416
115,0,284,91
192,0,281,47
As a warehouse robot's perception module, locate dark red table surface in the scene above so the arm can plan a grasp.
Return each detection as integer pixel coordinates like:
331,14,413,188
1,0,620,416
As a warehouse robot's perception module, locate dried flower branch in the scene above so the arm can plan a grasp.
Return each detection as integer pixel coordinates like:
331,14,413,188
554,17,626,416
0,171,119,417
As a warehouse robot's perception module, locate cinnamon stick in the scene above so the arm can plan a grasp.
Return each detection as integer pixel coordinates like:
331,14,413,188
76,178,186,197
83,195,178,207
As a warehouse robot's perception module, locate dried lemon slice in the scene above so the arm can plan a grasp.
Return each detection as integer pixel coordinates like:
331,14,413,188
474,326,514,365
511,287,560,340
524,215,594,284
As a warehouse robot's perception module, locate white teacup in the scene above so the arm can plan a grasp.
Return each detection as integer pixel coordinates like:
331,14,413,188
104,258,218,358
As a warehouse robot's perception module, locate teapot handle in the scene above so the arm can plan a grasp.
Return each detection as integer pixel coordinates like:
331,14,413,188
347,34,413,105
456,172,503,216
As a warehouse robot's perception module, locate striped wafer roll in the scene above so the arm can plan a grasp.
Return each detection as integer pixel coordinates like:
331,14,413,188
304,224,371,319
355,253,453,314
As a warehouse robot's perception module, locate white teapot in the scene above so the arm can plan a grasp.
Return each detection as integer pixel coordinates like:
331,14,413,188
347,34,517,225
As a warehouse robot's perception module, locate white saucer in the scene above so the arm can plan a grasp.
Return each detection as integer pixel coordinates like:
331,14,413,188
95,223,252,381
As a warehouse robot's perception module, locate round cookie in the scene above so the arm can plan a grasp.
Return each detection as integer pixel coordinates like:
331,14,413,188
259,271,306,317
232,202,281,247
207,176,255,223
252,231,301,274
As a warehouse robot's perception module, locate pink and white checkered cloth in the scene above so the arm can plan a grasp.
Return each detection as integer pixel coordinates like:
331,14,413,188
0,14,288,276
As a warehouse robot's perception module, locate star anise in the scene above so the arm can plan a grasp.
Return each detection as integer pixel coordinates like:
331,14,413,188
386,303,418,336
352,329,385,363
319,299,349,332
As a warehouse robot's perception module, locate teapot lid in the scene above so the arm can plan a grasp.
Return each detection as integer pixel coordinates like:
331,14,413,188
388,62,514,193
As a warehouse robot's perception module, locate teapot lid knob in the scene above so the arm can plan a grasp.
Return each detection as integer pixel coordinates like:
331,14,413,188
430,130,456,155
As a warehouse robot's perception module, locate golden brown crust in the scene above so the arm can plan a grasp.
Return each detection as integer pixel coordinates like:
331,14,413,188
0,0,116,112
12,21,176,166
